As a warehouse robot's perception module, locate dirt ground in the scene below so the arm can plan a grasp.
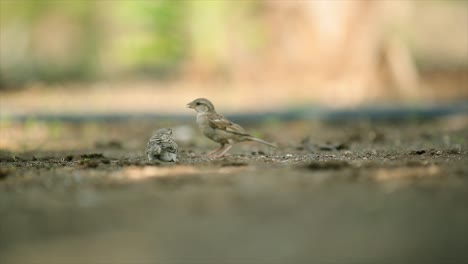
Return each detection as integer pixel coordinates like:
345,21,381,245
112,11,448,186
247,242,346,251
1,115,468,264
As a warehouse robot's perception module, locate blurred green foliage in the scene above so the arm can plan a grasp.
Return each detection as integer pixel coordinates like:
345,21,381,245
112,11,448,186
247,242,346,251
0,0,99,86
0,0,191,86
0,0,465,88
114,0,187,75
0,0,266,86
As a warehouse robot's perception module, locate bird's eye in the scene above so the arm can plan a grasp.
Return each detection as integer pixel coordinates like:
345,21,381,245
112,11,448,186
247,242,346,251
196,102,200,105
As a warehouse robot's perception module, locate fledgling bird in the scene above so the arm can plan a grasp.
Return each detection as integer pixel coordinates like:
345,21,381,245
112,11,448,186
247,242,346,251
187,98,277,157
146,128,178,162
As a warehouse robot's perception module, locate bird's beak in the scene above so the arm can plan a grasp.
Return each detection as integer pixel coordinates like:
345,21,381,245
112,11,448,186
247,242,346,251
186,102,194,109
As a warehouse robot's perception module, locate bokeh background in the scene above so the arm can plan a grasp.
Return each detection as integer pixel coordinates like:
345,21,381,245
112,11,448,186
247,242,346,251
1,0,467,116
1,2,468,263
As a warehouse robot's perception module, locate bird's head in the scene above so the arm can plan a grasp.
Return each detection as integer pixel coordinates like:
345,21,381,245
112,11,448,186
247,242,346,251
155,128,173,138
186,98,215,113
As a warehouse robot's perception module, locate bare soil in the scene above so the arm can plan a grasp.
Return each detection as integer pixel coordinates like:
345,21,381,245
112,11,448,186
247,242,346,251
1,116,467,264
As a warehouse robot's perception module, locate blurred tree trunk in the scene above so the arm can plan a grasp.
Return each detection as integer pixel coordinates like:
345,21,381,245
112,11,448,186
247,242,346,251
184,0,420,105
255,0,420,104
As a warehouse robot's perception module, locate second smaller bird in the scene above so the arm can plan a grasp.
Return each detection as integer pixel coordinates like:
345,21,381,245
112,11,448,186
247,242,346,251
146,128,178,162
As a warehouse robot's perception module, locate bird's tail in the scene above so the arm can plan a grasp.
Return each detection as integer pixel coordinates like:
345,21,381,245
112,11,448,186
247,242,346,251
247,137,278,148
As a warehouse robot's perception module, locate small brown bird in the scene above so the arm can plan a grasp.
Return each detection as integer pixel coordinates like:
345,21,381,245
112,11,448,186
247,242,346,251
187,98,277,157
146,128,178,162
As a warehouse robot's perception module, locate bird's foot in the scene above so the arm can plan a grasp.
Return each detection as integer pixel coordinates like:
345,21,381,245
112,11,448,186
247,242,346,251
213,153,230,159
207,148,223,156
204,146,225,157
214,145,232,158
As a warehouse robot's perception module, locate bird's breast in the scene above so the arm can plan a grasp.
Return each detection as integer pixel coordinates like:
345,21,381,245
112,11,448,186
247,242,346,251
196,113,218,139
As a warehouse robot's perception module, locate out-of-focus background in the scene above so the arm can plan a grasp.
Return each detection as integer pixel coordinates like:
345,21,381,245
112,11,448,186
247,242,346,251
1,0,467,115
2,2,468,263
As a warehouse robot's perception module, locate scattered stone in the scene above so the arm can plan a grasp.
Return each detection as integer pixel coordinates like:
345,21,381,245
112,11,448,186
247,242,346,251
79,160,99,168
409,150,426,155
80,153,105,159
12,156,26,162
427,149,442,156
446,148,461,155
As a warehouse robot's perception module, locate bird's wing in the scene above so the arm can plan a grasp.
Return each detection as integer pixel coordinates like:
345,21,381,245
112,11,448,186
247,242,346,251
160,140,178,153
208,113,249,136
146,138,162,155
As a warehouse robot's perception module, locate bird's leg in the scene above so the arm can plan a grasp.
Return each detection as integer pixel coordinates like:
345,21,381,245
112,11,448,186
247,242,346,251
207,144,225,156
215,145,232,158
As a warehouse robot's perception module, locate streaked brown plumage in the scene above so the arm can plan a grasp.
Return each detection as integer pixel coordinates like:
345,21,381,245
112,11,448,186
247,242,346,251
146,128,178,162
187,98,277,157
